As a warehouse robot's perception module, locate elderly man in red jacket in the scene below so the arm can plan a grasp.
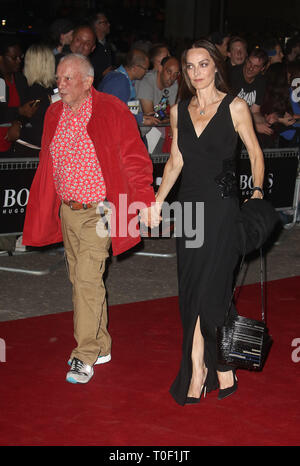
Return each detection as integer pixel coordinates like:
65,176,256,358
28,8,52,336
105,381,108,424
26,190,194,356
23,53,156,384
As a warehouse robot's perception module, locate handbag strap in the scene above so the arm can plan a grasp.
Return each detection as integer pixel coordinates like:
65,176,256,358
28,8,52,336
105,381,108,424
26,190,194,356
259,247,265,322
226,247,266,323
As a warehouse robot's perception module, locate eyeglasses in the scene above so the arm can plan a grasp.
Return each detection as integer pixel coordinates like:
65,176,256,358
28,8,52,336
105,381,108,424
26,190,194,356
136,64,148,72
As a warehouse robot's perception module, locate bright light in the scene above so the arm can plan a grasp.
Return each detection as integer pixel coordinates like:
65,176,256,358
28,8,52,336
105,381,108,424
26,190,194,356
2,19,6,26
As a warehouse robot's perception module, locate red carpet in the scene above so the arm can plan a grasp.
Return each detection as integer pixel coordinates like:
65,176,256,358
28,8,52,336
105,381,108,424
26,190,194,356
0,276,300,446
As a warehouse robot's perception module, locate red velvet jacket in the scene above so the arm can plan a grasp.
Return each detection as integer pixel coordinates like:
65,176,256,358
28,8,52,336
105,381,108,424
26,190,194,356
22,87,155,256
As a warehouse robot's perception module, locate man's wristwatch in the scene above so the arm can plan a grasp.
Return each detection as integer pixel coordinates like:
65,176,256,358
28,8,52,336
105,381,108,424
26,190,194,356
252,186,264,197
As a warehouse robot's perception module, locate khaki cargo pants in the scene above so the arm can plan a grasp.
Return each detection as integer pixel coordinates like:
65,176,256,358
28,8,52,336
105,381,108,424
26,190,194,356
60,202,111,366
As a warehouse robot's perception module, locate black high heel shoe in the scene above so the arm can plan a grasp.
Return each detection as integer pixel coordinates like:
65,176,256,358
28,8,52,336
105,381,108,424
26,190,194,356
185,370,208,405
218,370,238,400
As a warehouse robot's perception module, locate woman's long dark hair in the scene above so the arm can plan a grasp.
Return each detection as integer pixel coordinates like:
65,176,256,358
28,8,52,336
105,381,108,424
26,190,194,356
178,38,230,101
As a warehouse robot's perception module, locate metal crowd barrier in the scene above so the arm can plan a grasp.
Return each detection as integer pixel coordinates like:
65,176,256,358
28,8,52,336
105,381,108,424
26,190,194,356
0,157,65,275
0,157,38,237
151,146,300,219
0,146,299,271
240,147,300,228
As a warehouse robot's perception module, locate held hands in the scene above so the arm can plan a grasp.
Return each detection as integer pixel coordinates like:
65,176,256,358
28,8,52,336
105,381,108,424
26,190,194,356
139,201,163,228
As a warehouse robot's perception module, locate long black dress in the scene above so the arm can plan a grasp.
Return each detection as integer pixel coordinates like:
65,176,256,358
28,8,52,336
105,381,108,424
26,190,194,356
170,94,241,406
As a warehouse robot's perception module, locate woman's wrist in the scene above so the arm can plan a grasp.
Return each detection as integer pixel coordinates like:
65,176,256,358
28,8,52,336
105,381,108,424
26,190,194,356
155,192,164,204
251,186,264,198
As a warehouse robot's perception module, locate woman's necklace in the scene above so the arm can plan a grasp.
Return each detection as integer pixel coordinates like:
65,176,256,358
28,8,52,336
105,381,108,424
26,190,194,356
198,93,221,116
198,100,206,115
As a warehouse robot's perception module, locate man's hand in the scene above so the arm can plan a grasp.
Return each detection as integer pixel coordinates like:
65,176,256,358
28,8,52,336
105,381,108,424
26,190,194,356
255,120,274,135
279,112,296,126
252,108,273,135
142,114,160,126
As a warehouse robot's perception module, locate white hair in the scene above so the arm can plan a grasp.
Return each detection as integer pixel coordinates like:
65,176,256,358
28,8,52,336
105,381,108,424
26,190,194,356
59,53,94,78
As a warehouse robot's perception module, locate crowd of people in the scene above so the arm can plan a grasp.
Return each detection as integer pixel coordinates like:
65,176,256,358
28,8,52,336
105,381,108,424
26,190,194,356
1,9,300,159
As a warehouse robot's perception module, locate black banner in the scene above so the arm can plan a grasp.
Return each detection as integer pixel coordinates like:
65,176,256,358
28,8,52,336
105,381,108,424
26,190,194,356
0,158,38,235
238,148,299,208
0,149,299,236
152,147,299,209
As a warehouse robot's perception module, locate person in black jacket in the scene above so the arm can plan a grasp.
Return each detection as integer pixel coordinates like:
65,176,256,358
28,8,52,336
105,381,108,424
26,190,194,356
0,35,38,156
0,35,39,252
228,47,270,136
15,43,56,156
89,11,116,88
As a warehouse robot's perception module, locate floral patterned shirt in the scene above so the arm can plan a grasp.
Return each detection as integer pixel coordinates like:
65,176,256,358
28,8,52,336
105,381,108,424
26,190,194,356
50,94,106,203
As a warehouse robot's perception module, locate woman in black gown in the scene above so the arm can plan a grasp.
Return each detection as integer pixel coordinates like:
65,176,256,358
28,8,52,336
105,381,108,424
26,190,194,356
142,40,265,406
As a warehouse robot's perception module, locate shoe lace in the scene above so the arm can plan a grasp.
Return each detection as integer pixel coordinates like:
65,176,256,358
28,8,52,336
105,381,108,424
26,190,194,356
70,358,84,372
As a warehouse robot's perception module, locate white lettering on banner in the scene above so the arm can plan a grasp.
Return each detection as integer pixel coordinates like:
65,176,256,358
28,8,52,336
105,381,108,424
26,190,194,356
3,188,29,208
2,208,25,215
267,173,274,188
240,173,274,196
240,174,253,191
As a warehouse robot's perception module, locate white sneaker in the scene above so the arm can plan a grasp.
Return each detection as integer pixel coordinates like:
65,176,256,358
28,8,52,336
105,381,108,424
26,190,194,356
94,353,111,365
67,353,111,367
15,235,26,252
66,358,94,384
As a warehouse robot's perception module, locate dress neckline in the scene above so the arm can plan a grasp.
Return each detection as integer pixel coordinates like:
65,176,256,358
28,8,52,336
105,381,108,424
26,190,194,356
187,94,229,140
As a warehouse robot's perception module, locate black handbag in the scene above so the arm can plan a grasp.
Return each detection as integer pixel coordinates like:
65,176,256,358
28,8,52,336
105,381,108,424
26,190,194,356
216,249,272,371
